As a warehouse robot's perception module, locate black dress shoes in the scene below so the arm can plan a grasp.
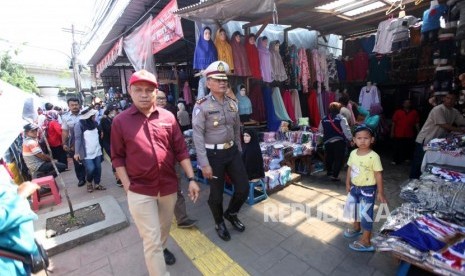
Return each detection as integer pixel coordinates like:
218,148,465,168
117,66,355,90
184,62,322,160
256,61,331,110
224,212,245,232
163,248,176,265
78,180,86,187
215,222,231,241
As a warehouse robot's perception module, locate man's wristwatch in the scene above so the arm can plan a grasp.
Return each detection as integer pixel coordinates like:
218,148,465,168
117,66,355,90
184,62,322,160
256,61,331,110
187,177,196,182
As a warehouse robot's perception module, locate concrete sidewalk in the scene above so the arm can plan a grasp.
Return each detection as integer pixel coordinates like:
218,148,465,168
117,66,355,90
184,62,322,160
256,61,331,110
33,158,407,276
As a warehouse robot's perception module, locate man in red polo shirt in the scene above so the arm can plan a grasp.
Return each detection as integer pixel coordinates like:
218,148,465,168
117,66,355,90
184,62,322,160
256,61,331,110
111,70,200,276
391,99,420,165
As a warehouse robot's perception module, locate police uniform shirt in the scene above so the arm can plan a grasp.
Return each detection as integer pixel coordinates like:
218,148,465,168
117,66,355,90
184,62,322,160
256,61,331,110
192,94,242,167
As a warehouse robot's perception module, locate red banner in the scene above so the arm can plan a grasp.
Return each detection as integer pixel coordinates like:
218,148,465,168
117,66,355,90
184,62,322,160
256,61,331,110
96,37,123,77
151,0,184,54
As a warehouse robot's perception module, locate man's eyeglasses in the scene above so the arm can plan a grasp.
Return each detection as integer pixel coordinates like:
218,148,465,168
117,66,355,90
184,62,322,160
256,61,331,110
156,97,167,101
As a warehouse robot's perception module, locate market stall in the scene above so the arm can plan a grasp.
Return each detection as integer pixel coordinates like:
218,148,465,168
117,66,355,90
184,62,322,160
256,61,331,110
421,135,465,173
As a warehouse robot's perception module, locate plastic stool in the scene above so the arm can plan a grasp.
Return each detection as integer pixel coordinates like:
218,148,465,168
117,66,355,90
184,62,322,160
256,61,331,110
31,175,61,211
247,179,268,205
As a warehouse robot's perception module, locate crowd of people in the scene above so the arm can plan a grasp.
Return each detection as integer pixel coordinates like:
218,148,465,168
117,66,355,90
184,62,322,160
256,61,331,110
10,59,465,274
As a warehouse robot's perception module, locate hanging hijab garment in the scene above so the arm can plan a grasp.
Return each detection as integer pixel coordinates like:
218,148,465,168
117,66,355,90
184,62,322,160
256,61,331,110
281,89,296,122
307,49,316,86
262,86,281,131
214,29,234,71
280,41,293,87
257,37,273,83
193,27,218,70
183,81,193,105
242,129,265,180
249,83,266,122
307,89,321,128
236,84,252,116
230,32,251,76
269,40,288,82
290,45,300,89
271,87,292,121
290,89,303,119
298,48,310,93
245,35,262,79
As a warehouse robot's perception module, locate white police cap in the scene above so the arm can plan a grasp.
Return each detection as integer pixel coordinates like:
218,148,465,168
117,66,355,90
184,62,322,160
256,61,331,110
202,61,230,80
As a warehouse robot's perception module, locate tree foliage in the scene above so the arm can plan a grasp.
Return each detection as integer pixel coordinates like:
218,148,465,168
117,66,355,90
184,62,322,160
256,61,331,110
0,51,38,93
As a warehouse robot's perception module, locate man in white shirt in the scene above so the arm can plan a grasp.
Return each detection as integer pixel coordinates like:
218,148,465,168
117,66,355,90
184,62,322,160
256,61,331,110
410,92,465,179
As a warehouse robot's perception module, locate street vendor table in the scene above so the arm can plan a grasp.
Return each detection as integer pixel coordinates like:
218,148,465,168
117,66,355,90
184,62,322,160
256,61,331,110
421,151,465,172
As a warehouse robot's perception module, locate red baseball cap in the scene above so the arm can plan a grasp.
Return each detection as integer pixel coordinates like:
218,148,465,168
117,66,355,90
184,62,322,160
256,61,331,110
129,70,158,87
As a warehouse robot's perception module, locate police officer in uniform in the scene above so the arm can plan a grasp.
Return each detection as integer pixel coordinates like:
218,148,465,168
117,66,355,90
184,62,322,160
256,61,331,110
192,61,249,241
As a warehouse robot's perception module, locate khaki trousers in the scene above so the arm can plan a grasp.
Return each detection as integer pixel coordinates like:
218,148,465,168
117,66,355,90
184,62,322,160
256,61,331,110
127,190,177,276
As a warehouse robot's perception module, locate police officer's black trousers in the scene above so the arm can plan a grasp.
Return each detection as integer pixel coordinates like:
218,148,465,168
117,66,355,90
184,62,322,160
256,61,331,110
206,146,249,224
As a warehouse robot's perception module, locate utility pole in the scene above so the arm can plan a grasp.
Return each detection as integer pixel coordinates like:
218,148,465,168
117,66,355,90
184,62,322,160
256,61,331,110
70,24,84,103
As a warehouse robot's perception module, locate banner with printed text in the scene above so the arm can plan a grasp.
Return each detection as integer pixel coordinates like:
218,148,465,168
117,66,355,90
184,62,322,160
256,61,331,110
96,37,123,77
151,0,183,54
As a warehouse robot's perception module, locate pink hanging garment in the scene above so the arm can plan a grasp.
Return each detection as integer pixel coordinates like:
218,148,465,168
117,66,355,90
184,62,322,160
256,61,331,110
183,81,193,105
298,48,310,93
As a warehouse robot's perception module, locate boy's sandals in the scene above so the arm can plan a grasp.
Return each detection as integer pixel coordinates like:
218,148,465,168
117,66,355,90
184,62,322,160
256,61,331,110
343,228,363,238
349,241,375,252
94,184,106,191
87,183,93,193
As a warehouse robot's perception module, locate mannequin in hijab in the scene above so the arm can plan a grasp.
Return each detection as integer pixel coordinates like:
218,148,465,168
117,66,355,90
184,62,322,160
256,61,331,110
242,129,265,181
269,40,288,82
214,28,234,72
257,36,273,83
236,84,253,122
230,31,251,77
193,26,217,70
194,26,218,99
245,33,262,80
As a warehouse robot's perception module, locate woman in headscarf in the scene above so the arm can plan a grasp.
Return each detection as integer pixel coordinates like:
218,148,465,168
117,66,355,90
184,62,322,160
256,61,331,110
257,36,272,83
319,102,352,181
230,31,250,77
214,28,234,72
236,84,252,123
245,34,262,80
74,107,105,192
44,110,68,167
193,26,218,70
242,129,265,181
269,40,288,82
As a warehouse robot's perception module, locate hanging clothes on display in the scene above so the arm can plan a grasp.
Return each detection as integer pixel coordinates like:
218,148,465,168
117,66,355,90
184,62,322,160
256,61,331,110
182,81,193,106
421,2,448,44
359,82,380,112
271,87,292,121
257,36,273,83
307,49,317,86
290,45,300,89
214,28,234,71
335,57,346,82
298,48,310,93
193,26,217,70
262,86,281,131
373,18,395,54
290,89,302,120
269,40,288,82
433,65,454,96
352,49,369,81
327,54,338,84
344,57,354,82
389,15,419,51
280,41,293,87
360,35,376,55
318,49,329,90
307,88,321,128
281,89,296,122
245,34,262,79
368,54,390,84
230,31,251,77
249,82,266,122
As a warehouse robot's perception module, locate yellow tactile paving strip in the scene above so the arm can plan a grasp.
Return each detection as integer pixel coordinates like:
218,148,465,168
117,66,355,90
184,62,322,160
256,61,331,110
170,223,249,275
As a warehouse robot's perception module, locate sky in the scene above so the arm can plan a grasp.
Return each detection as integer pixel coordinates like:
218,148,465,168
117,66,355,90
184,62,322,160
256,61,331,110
0,0,95,69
